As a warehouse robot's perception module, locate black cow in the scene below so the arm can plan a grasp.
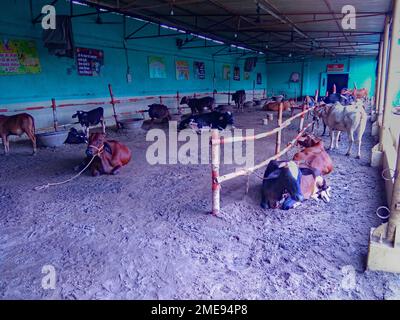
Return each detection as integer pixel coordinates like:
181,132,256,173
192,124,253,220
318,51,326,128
261,160,304,210
178,110,234,131
147,104,171,124
72,107,105,138
180,96,215,114
232,90,246,112
261,160,330,210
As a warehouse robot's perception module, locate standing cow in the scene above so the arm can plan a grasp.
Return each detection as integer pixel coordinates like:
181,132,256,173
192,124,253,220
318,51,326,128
316,100,367,159
180,96,215,114
0,113,37,155
72,107,105,138
232,90,246,112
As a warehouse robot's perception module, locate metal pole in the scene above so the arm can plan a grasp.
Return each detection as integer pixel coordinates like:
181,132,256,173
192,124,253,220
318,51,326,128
51,98,58,132
108,84,119,129
211,129,221,215
275,103,283,155
378,16,391,133
375,40,384,114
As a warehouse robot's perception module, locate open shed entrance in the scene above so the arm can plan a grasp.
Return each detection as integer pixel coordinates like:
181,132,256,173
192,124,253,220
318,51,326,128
327,74,349,94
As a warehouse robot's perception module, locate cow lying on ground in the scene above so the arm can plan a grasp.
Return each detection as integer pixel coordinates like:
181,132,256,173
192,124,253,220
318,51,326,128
263,99,296,112
0,113,36,155
147,104,171,124
293,133,333,175
178,110,234,131
76,132,131,176
232,90,246,112
180,96,215,114
260,160,330,210
315,100,367,159
72,107,105,138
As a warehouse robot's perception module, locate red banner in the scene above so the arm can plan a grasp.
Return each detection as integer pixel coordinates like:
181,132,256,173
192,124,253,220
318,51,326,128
327,63,345,72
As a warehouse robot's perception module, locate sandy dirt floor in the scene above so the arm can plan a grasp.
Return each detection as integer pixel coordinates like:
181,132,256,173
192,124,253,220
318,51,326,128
1,106,400,300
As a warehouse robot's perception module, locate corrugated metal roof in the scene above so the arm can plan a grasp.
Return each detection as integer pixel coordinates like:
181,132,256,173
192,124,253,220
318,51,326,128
81,0,391,59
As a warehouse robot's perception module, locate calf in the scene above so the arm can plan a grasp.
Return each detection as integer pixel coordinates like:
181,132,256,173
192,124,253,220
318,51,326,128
178,110,234,131
293,133,333,175
263,99,296,112
260,160,330,210
147,104,171,124
0,113,36,155
72,107,105,138
180,96,215,114
82,132,131,176
232,90,246,112
315,100,367,159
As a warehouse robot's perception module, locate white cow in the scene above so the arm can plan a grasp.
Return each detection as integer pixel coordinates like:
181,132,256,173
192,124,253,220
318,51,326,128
316,100,367,159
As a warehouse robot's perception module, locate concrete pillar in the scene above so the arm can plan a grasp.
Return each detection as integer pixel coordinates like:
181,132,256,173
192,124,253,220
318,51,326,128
386,0,400,241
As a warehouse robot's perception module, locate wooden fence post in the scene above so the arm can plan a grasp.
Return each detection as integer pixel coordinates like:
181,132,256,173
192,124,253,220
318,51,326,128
51,98,58,132
299,103,306,132
211,129,221,215
275,103,283,155
108,84,119,129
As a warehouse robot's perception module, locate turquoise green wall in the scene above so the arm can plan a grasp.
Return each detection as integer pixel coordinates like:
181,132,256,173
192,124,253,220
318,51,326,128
0,0,267,105
267,56,378,98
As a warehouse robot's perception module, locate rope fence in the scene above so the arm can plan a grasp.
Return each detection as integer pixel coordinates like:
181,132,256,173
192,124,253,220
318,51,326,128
0,84,267,133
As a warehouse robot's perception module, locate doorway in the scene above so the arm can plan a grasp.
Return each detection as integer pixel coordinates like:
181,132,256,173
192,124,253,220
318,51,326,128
326,73,349,94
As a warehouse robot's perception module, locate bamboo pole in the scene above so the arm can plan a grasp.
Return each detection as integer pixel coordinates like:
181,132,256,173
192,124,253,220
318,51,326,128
217,122,314,184
211,106,315,145
275,103,283,155
211,129,221,215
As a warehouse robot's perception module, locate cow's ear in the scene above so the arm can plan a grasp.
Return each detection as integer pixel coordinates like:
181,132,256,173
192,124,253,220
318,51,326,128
104,142,112,154
265,169,281,180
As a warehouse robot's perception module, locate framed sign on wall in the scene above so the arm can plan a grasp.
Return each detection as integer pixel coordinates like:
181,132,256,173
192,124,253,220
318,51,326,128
0,39,41,75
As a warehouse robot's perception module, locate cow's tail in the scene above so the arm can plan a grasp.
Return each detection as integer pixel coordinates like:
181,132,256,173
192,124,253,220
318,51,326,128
358,109,368,140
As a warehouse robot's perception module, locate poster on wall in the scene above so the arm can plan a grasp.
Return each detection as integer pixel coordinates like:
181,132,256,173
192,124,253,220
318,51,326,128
0,39,41,75
223,65,231,80
244,72,250,80
176,60,189,80
76,47,104,76
233,66,240,81
327,63,345,72
194,61,205,79
149,56,167,79
257,73,262,85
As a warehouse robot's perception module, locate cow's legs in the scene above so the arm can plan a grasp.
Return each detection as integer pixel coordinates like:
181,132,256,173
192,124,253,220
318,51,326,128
335,131,341,149
356,115,367,159
329,130,336,150
26,130,37,155
4,136,10,155
346,130,354,156
101,120,106,134
1,135,8,155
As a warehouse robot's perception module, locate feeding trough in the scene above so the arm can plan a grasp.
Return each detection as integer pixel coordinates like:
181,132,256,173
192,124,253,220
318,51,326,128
119,117,144,131
37,130,69,148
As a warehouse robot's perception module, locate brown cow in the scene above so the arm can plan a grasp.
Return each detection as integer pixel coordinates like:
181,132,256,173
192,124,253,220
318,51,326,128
293,133,333,175
84,133,131,176
263,99,296,112
0,113,37,155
